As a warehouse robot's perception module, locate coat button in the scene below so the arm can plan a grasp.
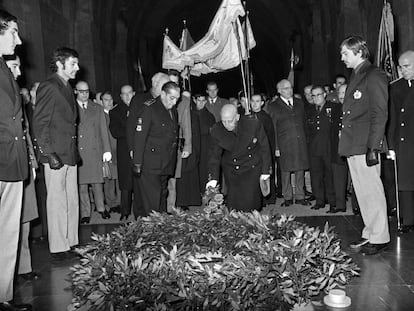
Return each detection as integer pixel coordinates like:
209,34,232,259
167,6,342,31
347,111,350,114
235,165,239,170
348,125,351,128
251,165,255,168
401,108,405,112
12,116,16,120
316,121,320,124
15,137,18,140
151,148,155,152
343,111,345,115
233,158,237,162
401,123,405,127
342,125,344,128
401,137,405,141
22,136,26,140
316,127,320,130
248,154,252,158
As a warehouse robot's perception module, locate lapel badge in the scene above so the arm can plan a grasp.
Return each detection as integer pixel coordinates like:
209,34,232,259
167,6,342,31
353,90,362,100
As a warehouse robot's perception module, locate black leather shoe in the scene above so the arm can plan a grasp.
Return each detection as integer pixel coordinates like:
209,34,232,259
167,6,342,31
397,225,414,235
361,242,388,255
51,251,67,262
19,271,40,281
296,199,311,206
311,203,324,210
0,302,32,311
327,205,346,213
99,210,111,219
110,205,120,213
349,238,369,249
80,217,90,224
120,215,128,222
281,199,293,207
352,209,361,216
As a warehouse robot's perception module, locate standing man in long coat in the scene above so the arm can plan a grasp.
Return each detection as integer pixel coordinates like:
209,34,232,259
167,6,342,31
76,81,112,223
132,81,180,213
207,104,271,211
338,36,389,255
388,50,414,234
267,79,310,207
110,85,139,221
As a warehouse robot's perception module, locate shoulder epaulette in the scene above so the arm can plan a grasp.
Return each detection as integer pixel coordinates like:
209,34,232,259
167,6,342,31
144,98,156,106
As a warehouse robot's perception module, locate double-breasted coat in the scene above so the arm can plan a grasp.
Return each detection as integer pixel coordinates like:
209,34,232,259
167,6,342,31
132,97,179,176
0,59,28,181
267,97,309,172
338,60,388,157
388,78,414,191
208,116,272,211
77,100,111,184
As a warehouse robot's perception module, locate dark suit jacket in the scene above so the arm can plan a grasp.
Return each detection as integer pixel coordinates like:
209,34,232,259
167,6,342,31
306,103,333,157
0,59,28,181
126,92,154,152
338,60,388,156
267,97,309,171
132,97,179,176
387,78,414,190
206,97,228,122
33,73,78,166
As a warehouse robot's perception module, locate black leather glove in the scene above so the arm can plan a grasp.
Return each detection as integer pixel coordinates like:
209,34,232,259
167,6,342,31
132,164,142,177
366,148,379,167
48,152,64,170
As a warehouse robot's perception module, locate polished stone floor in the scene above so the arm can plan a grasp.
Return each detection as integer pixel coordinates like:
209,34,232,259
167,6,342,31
14,215,414,311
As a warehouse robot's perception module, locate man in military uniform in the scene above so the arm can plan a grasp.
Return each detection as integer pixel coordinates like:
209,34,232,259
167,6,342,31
132,81,180,213
388,50,414,234
307,85,335,211
207,104,271,211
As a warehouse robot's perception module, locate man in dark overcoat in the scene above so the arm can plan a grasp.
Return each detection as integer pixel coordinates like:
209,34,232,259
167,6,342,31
306,85,335,211
193,94,215,190
338,36,389,255
267,79,310,206
251,93,276,205
207,104,272,211
132,81,180,213
109,85,142,220
388,50,414,233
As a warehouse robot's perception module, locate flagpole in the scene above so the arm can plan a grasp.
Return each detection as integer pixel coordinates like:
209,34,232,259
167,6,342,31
233,20,249,115
243,5,252,112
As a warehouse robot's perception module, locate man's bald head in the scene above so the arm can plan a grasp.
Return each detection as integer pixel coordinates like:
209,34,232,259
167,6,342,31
75,80,89,102
277,79,293,100
221,104,239,131
120,84,135,106
399,50,414,81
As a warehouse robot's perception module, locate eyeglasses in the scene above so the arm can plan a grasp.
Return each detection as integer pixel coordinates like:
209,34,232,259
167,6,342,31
77,89,89,94
311,93,324,98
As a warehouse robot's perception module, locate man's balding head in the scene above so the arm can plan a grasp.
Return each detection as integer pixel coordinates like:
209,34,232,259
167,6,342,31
399,50,414,81
277,79,293,100
220,104,239,131
120,84,135,105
